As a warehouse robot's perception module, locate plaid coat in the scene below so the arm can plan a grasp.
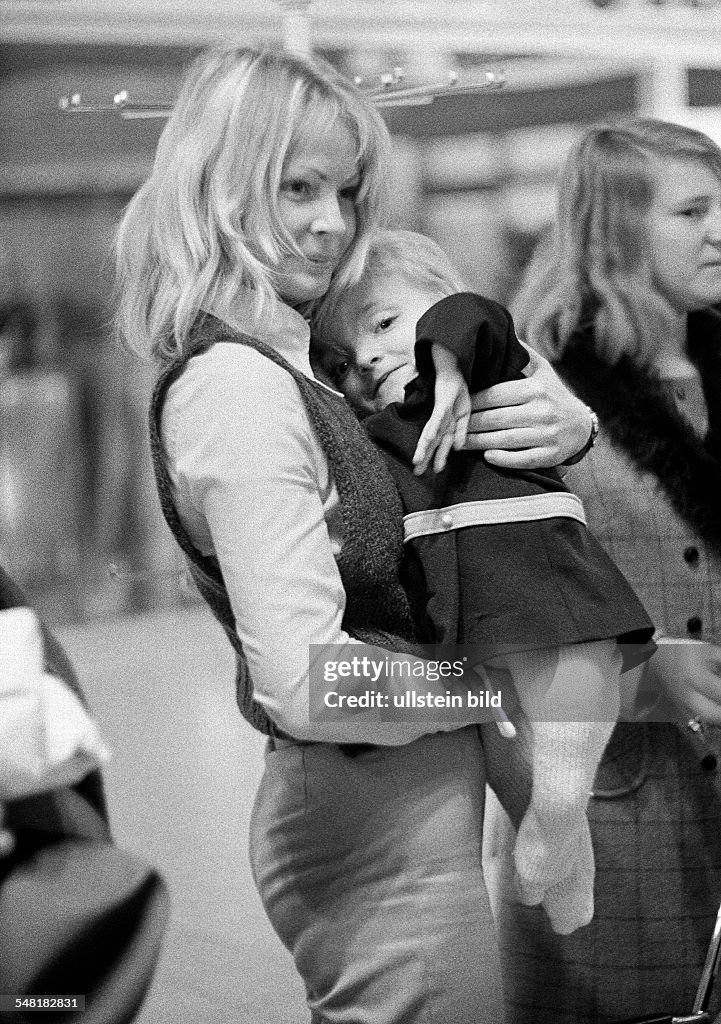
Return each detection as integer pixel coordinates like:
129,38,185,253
496,310,721,1023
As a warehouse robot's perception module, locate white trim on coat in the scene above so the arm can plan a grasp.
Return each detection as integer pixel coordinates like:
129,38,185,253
403,493,587,542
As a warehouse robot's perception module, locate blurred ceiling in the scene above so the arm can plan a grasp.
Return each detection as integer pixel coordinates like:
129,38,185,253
2,0,721,196
2,0,721,63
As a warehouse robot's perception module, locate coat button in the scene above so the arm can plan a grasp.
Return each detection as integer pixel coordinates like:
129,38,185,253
440,513,454,529
687,616,702,635
684,545,699,565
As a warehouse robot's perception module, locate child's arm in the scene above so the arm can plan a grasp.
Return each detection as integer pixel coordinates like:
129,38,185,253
412,344,471,475
412,293,528,475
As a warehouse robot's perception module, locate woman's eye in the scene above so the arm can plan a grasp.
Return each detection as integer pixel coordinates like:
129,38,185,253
282,179,312,198
678,205,704,219
340,184,360,201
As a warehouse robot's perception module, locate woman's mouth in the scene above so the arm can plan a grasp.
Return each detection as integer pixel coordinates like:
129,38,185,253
306,255,337,268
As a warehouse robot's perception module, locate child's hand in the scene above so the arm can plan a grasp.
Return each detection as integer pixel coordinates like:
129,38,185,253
412,343,471,475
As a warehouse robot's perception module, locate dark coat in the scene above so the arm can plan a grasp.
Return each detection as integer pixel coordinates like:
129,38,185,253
364,292,654,659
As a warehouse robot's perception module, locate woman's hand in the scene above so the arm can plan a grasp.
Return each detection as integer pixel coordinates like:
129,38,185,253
465,344,592,469
643,641,721,724
412,344,471,475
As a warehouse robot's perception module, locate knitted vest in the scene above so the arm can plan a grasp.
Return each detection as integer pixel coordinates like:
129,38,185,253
148,315,418,737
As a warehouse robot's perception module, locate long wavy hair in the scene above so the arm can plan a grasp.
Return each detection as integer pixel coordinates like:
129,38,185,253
115,45,391,364
513,118,721,366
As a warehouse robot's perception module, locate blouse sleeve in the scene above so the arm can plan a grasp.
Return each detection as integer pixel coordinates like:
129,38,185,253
163,344,446,744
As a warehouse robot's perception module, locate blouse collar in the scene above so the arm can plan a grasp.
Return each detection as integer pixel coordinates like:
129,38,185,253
207,291,343,396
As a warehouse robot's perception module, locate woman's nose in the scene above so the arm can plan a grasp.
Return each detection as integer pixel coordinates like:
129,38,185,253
310,193,348,235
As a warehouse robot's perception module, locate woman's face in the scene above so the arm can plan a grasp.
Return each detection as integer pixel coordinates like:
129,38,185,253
273,121,360,306
645,155,721,312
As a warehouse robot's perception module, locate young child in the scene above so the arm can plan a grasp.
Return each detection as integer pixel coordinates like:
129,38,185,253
311,229,655,935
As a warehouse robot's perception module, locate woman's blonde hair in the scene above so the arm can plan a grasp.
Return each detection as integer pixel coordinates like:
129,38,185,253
116,45,391,363
312,228,467,347
513,118,721,366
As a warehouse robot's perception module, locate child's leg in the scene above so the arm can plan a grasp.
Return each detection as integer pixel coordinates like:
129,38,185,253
506,640,621,928
480,708,596,935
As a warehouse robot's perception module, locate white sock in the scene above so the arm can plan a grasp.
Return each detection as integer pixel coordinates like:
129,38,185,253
541,820,595,934
513,719,612,901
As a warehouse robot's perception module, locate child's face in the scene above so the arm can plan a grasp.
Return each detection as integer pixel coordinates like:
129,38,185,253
319,272,438,415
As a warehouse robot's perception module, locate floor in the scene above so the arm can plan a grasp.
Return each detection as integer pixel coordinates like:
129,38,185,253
58,607,307,1024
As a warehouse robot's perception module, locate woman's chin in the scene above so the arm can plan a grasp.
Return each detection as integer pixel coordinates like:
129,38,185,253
277,267,335,307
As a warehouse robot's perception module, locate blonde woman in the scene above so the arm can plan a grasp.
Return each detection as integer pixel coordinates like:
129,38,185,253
116,45,593,1023
499,118,721,1022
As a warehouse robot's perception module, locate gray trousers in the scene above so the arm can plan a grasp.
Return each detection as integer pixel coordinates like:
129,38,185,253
248,727,505,1024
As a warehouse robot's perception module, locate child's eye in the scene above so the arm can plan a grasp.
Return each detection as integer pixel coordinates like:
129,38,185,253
339,183,360,202
373,315,396,334
318,347,352,384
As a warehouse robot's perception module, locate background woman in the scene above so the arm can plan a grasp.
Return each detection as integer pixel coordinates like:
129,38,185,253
116,45,593,1023
497,117,721,1022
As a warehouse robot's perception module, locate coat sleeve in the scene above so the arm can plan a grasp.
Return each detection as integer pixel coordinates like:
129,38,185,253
414,292,530,391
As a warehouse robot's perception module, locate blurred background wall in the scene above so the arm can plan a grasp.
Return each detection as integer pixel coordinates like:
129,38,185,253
2,0,721,626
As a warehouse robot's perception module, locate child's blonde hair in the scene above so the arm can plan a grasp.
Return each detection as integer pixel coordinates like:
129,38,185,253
312,228,467,348
513,118,721,366
116,45,391,364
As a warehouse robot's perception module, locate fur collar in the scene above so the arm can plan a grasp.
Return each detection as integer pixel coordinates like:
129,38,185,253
555,308,721,559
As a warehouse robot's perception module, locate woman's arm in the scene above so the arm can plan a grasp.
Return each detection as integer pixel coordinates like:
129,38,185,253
166,345,457,745
466,345,594,469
